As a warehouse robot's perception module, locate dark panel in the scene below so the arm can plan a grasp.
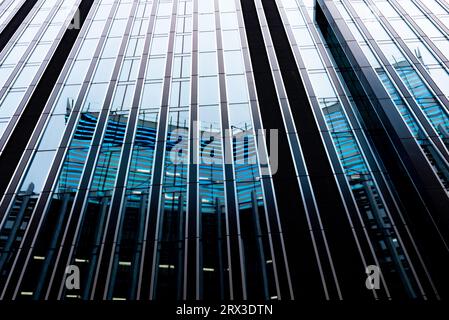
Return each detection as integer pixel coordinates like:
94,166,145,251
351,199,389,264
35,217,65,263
316,1,449,300
240,0,323,300
241,0,370,300
258,0,369,300
0,0,37,53
0,0,94,197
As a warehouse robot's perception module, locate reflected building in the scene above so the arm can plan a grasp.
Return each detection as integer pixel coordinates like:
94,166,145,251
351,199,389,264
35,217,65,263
1,0,449,301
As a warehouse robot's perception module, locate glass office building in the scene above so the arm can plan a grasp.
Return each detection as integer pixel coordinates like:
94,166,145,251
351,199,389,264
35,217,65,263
0,0,449,301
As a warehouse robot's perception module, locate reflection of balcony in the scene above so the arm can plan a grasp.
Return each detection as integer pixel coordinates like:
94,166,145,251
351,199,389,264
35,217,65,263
321,99,368,178
0,183,36,272
345,169,409,278
53,111,263,211
393,59,449,136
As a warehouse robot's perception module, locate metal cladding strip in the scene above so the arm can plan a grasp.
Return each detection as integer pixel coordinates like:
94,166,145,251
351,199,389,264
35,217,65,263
242,2,346,299
271,0,377,300
234,0,287,300
177,1,194,301
276,0,395,300
90,0,159,300
0,0,83,153
0,0,90,225
0,0,102,300
0,0,58,96
256,0,336,300
360,0,449,151
214,0,247,300
134,0,179,300
227,0,282,301
188,0,198,300
0,0,26,33
340,0,449,167
144,0,181,300
242,0,337,300
11,0,123,300
327,0,443,299
410,0,449,52
0,0,8,10
14,1,122,300
366,0,449,152
298,0,432,299
177,2,194,301
0,0,41,56
294,0,438,299
413,0,449,40
360,0,449,295
316,0,449,248
73,1,147,300
336,0,449,188
0,0,93,197
51,1,140,300
388,0,449,106
340,0,449,190
0,0,100,220
248,0,331,300
319,0,449,299
436,0,449,12
93,0,159,300
263,0,370,300
0,0,11,13
0,0,37,52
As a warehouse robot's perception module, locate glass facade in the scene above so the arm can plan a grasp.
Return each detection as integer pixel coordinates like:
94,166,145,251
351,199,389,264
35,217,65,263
0,0,449,301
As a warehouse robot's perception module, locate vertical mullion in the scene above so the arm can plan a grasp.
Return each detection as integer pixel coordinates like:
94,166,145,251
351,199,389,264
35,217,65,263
53,0,140,300
140,0,179,300
0,0,99,215
187,0,198,300
372,0,449,143
412,0,449,39
340,0,449,174
260,0,350,300
0,0,102,300
233,0,288,300
0,0,66,103
214,0,246,301
0,0,83,152
0,0,28,34
317,0,449,296
0,0,43,61
98,0,159,300
36,0,122,299
284,0,433,300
